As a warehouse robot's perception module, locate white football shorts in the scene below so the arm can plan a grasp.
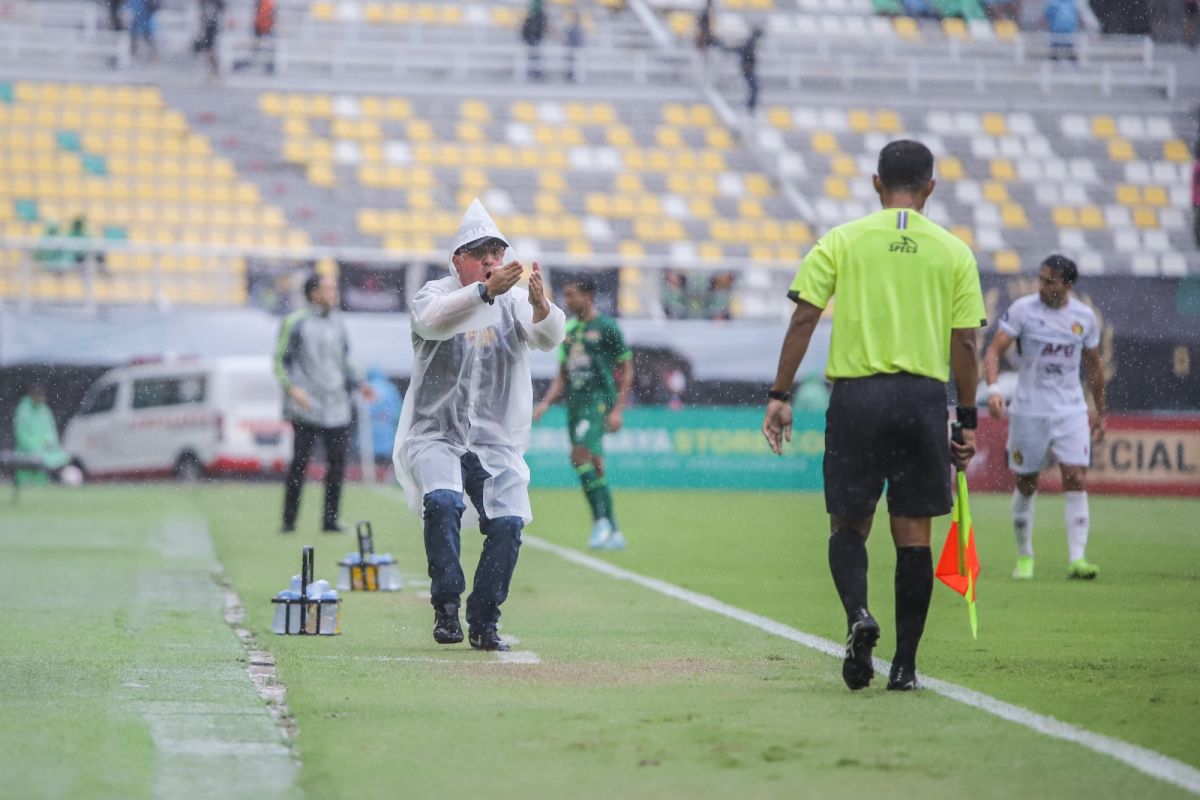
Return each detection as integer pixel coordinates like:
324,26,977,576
1007,413,1091,473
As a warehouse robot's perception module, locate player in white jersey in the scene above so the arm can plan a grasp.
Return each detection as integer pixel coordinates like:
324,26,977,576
984,255,1107,580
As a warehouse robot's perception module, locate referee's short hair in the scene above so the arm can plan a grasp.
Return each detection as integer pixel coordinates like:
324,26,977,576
1041,254,1079,285
877,140,935,192
566,274,598,295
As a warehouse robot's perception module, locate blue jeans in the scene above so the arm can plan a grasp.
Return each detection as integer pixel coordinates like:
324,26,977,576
422,452,524,629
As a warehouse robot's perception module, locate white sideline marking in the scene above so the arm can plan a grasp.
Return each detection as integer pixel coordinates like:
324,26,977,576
312,651,540,665
523,534,1200,796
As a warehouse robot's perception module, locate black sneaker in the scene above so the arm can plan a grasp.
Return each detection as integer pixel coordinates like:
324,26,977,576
280,524,295,534
842,608,880,691
322,521,347,533
887,662,921,692
433,604,463,644
468,626,509,652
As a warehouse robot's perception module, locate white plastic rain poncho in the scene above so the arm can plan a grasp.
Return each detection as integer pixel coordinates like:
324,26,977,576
393,200,566,523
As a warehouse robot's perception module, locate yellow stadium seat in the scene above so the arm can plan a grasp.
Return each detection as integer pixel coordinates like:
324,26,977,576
259,91,284,115
607,126,634,148
981,113,1007,136
510,102,537,123
1133,208,1158,229
566,239,592,256
388,4,411,22
1052,207,1077,227
876,110,903,134
811,132,839,154
307,163,336,187
767,107,792,130
1091,116,1116,138
759,220,783,242
698,242,723,261
749,244,774,262
893,17,921,40
831,154,857,177
615,173,642,193
283,117,309,137
982,182,1009,203
590,104,617,125
1164,139,1190,163
1001,204,1028,228
363,3,386,23
1114,184,1140,205
1143,185,1168,207
667,11,692,37
786,222,812,244
994,250,1021,273
745,174,772,197
461,100,490,122
1107,139,1134,161
662,104,688,127
990,159,1015,181
1078,206,1104,229
942,18,968,38
538,172,565,193
311,1,334,21
656,127,684,148
618,240,644,258
689,198,715,218
824,177,849,200
993,19,1018,40
384,98,411,119
690,105,716,127
848,110,872,133
536,194,563,215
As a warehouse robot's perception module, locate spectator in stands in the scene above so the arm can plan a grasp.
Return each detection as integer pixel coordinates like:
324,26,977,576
1045,0,1079,61
722,26,764,113
194,0,225,78
1186,0,1199,49
234,0,277,74
695,0,715,54
106,0,125,31
521,0,548,81
564,10,584,82
982,0,1018,22
12,384,71,487
129,0,159,61
1192,140,1199,248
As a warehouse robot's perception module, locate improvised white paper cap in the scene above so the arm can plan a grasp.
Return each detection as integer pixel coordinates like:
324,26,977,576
452,198,509,255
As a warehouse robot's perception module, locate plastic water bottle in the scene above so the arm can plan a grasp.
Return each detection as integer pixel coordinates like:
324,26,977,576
319,590,340,635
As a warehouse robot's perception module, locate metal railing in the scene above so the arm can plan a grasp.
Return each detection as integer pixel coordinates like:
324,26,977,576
0,237,799,319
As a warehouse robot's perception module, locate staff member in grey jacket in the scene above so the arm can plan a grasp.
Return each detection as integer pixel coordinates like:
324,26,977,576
275,273,375,533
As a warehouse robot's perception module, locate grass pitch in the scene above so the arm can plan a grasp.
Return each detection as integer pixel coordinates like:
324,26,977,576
1,484,1197,799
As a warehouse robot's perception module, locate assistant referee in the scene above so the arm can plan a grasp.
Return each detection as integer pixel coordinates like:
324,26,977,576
762,140,986,692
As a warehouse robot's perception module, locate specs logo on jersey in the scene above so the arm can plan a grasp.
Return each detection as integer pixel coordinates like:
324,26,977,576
1071,322,1084,336
1040,343,1076,357
888,235,918,254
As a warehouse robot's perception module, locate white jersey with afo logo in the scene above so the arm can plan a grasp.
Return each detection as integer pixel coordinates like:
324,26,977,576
999,294,1100,471
999,294,1100,416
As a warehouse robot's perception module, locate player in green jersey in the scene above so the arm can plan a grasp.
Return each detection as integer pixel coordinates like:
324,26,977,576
534,275,634,549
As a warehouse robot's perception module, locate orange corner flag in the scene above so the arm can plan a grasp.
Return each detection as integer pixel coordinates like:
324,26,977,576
936,470,980,637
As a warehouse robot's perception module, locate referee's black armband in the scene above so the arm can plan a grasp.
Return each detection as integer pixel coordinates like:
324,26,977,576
768,389,792,402
955,405,978,430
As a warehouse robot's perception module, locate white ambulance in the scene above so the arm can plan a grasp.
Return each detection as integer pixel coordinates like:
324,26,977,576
63,356,293,480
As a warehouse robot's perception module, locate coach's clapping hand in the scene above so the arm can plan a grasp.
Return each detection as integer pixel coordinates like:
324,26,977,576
485,261,524,298
762,399,792,456
950,427,976,471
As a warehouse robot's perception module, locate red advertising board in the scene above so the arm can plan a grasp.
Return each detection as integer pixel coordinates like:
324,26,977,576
968,415,1200,496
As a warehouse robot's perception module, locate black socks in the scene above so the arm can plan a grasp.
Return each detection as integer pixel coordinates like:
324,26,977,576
828,528,869,623
893,546,933,670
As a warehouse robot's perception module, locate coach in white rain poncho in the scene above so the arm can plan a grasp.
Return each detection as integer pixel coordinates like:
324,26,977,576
394,200,565,652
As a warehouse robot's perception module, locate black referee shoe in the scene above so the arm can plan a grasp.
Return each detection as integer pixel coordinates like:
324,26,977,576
887,662,921,692
468,626,509,652
433,603,464,644
842,609,880,691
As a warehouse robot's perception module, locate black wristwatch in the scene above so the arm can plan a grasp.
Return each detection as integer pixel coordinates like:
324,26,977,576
767,389,792,402
477,283,493,305
955,405,978,430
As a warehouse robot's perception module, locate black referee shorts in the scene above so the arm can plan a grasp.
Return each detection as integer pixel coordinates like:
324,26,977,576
824,373,952,519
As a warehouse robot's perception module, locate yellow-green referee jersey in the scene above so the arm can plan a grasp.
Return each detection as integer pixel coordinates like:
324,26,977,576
788,208,987,382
